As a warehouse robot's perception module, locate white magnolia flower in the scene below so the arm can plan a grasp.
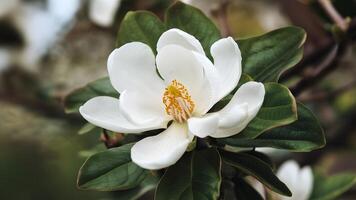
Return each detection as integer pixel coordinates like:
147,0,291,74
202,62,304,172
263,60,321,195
0,0,80,71
79,28,265,170
251,160,313,200
276,160,313,200
181,0,220,16
89,0,122,27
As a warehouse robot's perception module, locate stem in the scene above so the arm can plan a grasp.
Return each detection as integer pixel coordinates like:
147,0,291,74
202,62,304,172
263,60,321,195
298,79,356,101
290,43,347,96
215,0,231,37
318,0,348,31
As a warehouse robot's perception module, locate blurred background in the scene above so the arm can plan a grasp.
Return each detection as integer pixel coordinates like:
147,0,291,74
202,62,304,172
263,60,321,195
0,0,355,199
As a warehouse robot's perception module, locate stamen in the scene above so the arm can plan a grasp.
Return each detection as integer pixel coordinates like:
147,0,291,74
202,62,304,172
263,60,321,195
163,80,195,123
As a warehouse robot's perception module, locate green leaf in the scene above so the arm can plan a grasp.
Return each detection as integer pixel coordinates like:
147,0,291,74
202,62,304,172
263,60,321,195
116,11,166,53
165,1,221,58
77,143,147,191
310,172,356,200
220,150,291,197
155,148,221,200
238,26,306,82
245,151,274,170
64,77,117,113
115,175,159,200
220,103,326,152
234,82,297,139
78,123,100,135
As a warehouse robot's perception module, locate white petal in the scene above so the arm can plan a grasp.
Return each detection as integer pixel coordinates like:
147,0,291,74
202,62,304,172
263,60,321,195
222,82,265,116
156,44,213,115
108,42,165,94
277,160,300,200
157,28,205,54
209,82,265,138
245,177,266,199
218,103,248,128
131,123,191,170
188,113,219,138
89,0,121,27
296,167,313,200
188,103,248,138
79,96,167,133
210,37,242,102
119,90,169,125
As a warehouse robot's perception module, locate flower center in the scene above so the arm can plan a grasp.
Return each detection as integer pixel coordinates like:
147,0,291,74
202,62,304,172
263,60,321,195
163,80,195,123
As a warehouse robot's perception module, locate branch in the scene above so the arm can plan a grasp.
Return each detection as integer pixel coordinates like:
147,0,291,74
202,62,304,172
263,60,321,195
215,0,231,37
100,129,124,148
298,79,356,102
318,0,349,31
290,43,347,96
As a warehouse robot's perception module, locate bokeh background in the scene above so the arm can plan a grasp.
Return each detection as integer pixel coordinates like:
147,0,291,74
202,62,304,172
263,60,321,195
0,0,355,199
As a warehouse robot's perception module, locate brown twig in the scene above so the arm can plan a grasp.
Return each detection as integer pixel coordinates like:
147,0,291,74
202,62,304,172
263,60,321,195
318,0,349,31
298,79,356,101
290,43,347,96
100,129,124,148
215,0,231,37
278,0,334,81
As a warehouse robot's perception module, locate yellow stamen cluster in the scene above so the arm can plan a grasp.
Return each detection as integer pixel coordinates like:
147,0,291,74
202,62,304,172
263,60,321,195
163,80,195,123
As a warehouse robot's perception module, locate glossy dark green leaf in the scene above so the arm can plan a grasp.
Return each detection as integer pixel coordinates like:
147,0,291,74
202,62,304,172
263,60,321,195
245,151,274,170
165,1,221,58
116,11,166,53
115,175,159,200
155,148,221,200
310,172,356,200
77,143,147,191
237,26,306,82
220,103,326,152
233,83,297,139
64,77,117,113
220,150,291,197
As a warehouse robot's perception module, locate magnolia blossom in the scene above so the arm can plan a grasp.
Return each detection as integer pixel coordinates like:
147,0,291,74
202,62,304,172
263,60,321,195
251,160,313,200
0,0,80,71
276,160,313,200
80,29,265,170
89,0,122,27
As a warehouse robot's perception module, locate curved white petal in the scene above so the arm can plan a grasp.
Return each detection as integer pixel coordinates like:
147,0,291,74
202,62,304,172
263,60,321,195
157,28,205,55
108,42,165,94
245,177,266,200
209,82,265,138
156,44,213,115
218,103,248,128
119,90,169,125
79,96,167,133
131,123,191,170
210,37,242,103
296,167,313,200
277,160,299,200
223,82,265,117
89,0,121,27
188,103,248,138
188,113,219,138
